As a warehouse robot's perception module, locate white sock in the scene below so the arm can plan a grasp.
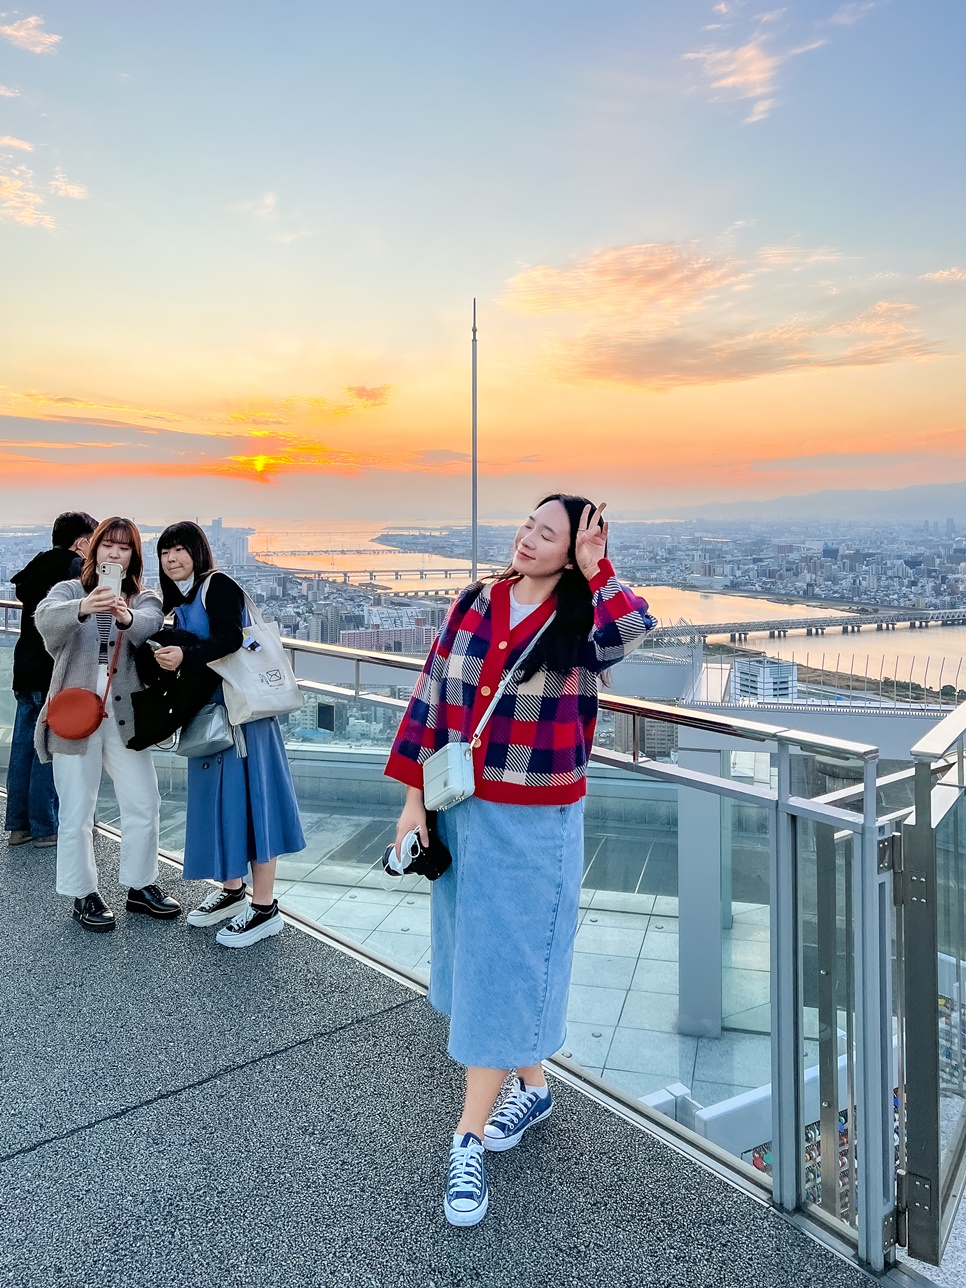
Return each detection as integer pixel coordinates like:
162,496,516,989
524,1079,548,1096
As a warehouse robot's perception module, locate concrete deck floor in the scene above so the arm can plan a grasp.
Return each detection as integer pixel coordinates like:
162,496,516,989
0,829,925,1288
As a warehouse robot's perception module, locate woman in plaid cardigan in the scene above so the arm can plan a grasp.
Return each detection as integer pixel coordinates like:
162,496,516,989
385,494,655,1227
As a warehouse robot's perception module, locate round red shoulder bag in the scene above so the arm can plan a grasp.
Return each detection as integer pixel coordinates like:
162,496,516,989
46,688,106,739
46,633,123,741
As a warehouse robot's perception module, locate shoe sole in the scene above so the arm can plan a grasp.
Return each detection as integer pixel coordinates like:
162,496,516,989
215,917,284,949
483,1103,553,1152
125,902,182,920
33,840,57,849
444,1191,489,1227
72,910,116,933
186,902,248,927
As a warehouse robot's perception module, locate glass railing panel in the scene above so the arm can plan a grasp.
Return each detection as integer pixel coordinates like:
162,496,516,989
0,642,15,781
564,764,679,1099
937,790,966,1190
794,818,864,1234
274,689,432,973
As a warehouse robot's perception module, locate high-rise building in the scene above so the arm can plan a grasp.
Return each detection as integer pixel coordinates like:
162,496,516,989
732,657,798,703
230,534,249,565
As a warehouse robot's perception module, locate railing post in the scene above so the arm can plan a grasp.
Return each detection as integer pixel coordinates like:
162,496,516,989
771,741,801,1211
853,752,895,1271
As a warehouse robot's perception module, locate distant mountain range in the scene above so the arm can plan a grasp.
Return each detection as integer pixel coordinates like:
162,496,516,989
625,479,966,524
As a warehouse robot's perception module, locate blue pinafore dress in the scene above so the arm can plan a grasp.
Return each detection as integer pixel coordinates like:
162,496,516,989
177,586,306,882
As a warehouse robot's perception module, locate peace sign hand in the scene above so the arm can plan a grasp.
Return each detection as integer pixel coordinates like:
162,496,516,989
574,502,608,581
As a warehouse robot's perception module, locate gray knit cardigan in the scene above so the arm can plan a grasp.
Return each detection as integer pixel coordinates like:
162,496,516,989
34,579,164,761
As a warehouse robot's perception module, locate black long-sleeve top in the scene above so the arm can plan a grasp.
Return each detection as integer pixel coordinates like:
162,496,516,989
167,572,245,666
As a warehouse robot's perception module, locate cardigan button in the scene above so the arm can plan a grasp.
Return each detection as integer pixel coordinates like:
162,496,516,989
498,640,508,650
480,685,492,697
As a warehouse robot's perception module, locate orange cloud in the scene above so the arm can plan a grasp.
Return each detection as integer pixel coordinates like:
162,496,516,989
921,267,966,283
504,242,746,317
0,164,53,228
227,388,392,427
346,384,392,406
0,135,33,152
685,6,826,124
49,169,87,199
0,15,61,54
546,300,935,390
12,390,180,422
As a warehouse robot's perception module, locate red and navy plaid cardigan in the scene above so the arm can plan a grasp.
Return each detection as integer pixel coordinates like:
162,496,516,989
385,559,656,806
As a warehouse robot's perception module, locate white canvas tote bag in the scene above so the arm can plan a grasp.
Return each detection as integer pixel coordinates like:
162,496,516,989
200,576,303,725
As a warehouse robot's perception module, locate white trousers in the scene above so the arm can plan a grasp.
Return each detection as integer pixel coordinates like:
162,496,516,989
52,711,161,898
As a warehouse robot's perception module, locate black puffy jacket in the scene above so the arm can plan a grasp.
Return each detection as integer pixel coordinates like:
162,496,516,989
11,548,82,695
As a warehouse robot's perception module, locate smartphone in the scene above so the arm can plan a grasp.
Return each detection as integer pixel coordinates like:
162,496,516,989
146,639,163,653
97,562,123,597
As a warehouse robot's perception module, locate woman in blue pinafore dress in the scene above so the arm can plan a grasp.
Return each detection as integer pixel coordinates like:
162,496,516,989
152,522,305,948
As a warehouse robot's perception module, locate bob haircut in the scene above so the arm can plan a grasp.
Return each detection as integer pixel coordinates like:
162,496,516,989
157,521,215,611
80,517,144,596
457,492,606,682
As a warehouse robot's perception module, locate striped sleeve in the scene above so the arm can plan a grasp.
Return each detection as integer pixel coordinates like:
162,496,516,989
583,558,657,672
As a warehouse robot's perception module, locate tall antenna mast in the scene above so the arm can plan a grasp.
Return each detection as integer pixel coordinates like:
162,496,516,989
471,298,478,581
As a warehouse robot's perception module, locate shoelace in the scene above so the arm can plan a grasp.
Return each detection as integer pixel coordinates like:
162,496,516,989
448,1142,484,1199
225,906,255,931
490,1084,538,1130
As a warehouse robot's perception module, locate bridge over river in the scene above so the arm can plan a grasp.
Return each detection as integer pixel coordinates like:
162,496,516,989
672,608,966,641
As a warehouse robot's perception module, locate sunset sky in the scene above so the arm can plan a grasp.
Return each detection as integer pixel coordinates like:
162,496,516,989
1,1,964,524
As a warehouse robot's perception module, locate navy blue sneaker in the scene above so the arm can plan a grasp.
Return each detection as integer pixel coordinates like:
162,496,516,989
444,1132,488,1227
483,1076,553,1152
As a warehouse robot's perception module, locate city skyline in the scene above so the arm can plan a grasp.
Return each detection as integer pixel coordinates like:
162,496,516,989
1,2,965,522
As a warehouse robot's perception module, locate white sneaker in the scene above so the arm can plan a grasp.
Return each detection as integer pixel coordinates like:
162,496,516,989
186,885,247,927
215,901,283,948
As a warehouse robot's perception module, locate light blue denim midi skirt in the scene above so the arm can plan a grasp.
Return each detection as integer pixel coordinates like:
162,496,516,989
431,796,584,1069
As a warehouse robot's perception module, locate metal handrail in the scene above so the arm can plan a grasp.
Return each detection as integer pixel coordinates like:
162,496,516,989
1,596,880,758
909,699,966,761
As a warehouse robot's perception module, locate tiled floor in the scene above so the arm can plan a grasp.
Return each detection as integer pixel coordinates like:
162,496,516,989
104,793,784,1136
267,808,779,1123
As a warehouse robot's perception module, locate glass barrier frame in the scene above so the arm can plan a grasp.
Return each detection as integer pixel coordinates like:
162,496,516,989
903,705,966,1266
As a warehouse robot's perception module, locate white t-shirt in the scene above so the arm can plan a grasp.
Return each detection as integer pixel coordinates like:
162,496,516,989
509,585,540,630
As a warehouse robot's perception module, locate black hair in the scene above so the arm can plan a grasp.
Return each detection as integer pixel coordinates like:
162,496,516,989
457,492,605,681
157,521,216,611
51,511,97,549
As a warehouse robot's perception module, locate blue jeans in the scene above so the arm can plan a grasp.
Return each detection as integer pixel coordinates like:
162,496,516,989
4,691,58,837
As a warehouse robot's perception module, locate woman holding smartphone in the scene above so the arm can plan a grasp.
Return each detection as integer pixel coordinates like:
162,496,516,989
152,521,305,948
385,494,655,1226
35,517,181,932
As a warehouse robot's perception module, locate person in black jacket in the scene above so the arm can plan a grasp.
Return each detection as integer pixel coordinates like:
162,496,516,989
5,511,97,847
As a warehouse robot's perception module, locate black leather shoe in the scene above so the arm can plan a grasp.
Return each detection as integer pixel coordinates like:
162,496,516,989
126,884,182,920
73,892,116,933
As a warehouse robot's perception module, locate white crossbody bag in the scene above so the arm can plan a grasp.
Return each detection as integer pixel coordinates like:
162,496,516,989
422,613,555,812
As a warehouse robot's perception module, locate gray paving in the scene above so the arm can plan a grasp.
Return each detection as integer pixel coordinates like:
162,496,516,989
0,830,890,1288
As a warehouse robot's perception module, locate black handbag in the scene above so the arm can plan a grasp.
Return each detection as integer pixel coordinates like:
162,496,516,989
126,639,220,752
381,811,452,881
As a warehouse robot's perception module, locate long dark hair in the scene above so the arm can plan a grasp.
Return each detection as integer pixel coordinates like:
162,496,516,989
157,521,215,611
80,517,144,596
458,493,605,681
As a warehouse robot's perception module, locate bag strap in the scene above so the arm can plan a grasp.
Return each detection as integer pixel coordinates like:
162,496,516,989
200,572,264,632
470,613,555,745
